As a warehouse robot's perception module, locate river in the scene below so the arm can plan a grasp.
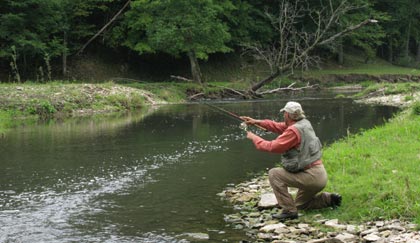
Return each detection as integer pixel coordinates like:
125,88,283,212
0,98,398,242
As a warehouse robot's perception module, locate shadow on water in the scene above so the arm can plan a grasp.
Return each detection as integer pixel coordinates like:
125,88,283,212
0,98,399,242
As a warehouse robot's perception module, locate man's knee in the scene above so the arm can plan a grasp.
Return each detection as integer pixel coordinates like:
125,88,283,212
268,167,285,182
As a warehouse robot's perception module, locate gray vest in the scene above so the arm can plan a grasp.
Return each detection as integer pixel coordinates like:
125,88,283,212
281,119,322,173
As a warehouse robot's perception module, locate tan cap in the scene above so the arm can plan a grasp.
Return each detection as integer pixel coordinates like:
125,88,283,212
280,101,305,120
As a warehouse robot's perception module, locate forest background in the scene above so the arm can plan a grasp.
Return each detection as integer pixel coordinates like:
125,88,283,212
1,0,420,86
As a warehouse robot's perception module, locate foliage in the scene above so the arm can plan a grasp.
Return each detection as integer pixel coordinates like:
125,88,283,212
124,0,232,58
412,102,420,116
1,0,420,81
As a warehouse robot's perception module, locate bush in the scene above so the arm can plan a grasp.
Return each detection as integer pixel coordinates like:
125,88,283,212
412,102,420,116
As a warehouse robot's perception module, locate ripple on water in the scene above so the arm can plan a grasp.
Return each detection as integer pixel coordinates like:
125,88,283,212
0,132,243,242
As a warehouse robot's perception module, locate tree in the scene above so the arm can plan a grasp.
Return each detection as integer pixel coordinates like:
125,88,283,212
242,0,377,95
375,0,420,65
123,0,232,84
0,0,64,80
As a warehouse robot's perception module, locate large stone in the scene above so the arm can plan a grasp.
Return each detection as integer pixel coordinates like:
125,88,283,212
335,232,358,242
258,193,278,208
363,233,382,242
260,223,287,233
325,219,347,230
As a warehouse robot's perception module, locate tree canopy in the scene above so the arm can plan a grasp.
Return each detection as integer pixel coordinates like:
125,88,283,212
0,0,419,82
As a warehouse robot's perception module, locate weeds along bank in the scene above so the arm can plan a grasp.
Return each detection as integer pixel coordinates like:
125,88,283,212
0,82,169,134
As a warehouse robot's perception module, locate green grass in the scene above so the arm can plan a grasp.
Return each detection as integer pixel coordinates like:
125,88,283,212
352,82,420,98
304,105,420,224
0,81,156,133
303,53,420,77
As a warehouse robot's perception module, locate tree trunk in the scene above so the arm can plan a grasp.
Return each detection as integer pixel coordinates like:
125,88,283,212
337,38,344,65
250,70,280,92
187,50,203,85
404,19,412,58
416,41,420,62
62,31,67,77
388,38,393,63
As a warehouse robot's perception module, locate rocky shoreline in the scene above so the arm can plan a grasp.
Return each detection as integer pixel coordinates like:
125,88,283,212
219,176,420,243
218,94,420,243
352,90,420,108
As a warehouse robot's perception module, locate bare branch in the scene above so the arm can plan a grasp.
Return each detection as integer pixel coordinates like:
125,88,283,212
257,83,319,95
170,75,193,82
243,0,375,94
76,1,131,55
318,19,378,46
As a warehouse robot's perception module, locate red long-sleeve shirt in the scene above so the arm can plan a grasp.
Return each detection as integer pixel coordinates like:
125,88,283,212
250,119,301,153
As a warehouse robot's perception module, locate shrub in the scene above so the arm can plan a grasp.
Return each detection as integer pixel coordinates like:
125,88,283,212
412,102,420,116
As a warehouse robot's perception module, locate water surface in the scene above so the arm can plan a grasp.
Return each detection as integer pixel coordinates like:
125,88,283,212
0,99,398,242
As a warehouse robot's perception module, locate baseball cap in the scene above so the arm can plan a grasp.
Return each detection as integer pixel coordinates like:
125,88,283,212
280,101,305,119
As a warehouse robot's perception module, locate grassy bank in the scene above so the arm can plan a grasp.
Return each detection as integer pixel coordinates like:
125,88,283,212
312,103,420,224
0,82,168,133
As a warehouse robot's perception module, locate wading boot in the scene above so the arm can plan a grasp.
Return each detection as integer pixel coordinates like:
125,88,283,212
331,193,342,209
272,211,298,222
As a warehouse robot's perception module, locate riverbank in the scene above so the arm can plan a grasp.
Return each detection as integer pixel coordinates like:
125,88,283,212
218,100,420,242
0,82,170,134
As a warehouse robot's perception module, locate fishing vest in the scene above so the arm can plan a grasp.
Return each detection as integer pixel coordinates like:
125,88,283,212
281,119,322,173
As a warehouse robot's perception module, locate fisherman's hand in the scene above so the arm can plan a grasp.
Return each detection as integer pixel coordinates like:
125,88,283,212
240,116,260,125
246,131,258,140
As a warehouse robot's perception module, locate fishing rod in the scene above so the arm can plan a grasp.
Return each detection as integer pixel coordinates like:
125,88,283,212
205,103,267,131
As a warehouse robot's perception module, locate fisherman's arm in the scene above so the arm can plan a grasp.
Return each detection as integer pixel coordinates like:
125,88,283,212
241,116,287,134
246,128,300,153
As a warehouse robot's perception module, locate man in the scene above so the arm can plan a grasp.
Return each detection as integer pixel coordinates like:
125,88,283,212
241,101,341,221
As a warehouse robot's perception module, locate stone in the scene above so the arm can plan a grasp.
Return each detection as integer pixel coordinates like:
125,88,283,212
259,223,287,233
325,219,347,230
363,233,381,242
236,193,254,202
274,227,291,234
257,232,273,240
335,232,358,242
182,233,210,240
257,193,278,208
361,228,378,236
345,225,358,234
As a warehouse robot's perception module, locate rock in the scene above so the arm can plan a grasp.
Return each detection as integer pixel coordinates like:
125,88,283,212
260,223,287,233
363,233,382,242
361,228,378,236
257,193,278,208
236,193,254,202
307,238,345,243
248,184,260,190
325,219,347,230
257,232,273,240
375,221,385,227
219,174,420,243
335,232,358,242
182,233,210,240
345,225,358,234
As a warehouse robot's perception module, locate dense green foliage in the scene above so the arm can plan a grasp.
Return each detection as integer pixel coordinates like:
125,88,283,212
0,0,419,82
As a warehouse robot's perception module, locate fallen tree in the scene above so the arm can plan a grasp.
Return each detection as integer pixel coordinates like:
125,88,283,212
242,0,378,97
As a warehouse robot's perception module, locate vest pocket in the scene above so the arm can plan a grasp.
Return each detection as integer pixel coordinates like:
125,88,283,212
309,137,322,155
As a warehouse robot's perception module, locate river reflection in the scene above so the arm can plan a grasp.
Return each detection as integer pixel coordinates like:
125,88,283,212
0,98,398,242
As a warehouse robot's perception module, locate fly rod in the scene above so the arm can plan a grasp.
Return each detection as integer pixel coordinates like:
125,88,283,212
205,103,267,131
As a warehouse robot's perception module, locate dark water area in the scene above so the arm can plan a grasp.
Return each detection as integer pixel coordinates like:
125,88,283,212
0,98,399,242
